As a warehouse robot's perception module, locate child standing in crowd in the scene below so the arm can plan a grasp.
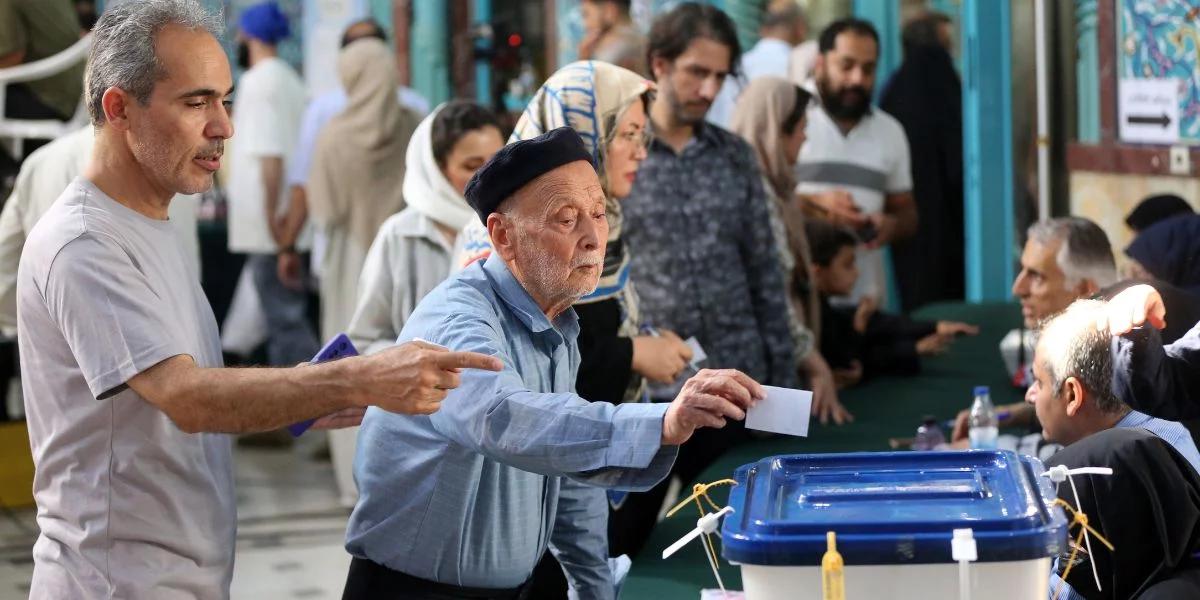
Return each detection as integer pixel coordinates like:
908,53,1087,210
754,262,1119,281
806,220,977,386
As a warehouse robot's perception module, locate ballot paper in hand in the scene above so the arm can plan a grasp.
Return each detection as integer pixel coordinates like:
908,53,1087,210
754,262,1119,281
685,336,707,367
745,386,813,437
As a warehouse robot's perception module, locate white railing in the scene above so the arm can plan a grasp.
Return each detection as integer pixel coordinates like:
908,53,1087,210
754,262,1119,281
0,33,92,160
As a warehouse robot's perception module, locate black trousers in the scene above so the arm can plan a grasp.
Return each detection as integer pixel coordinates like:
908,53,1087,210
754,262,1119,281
342,557,531,600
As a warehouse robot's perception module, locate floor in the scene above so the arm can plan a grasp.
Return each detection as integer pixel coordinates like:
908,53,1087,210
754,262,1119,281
0,435,354,599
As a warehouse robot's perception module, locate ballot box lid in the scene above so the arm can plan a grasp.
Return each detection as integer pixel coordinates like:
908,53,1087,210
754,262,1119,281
721,450,1068,566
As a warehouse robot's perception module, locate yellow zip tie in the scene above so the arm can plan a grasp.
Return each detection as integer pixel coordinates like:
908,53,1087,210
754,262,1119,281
665,478,737,518
822,531,846,600
1052,497,1115,584
664,479,738,586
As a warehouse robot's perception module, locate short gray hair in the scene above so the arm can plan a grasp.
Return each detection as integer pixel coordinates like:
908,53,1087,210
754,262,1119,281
1038,299,1127,416
85,0,222,125
1027,217,1118,289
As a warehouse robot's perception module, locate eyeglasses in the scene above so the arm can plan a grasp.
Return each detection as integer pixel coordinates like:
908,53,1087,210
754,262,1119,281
611,129,653,149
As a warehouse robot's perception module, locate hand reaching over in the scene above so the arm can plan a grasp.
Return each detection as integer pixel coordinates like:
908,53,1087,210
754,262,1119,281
661,369,764,445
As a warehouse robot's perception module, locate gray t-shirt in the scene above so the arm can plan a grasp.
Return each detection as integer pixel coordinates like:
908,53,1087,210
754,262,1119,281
17,178,233,599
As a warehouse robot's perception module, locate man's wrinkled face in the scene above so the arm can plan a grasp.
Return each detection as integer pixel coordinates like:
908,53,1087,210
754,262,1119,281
1012,238,1081,329
815,32,877,121
506,161,608,307
124,25,233,196
652,37,732,125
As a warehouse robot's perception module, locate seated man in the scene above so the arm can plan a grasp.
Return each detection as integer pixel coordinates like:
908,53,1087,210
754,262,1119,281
1027,298,1199,472
1046,427,1200,600
343,128,762,599
953,217,1118,442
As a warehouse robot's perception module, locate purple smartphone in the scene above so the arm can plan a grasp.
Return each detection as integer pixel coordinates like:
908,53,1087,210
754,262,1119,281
287,334,359,436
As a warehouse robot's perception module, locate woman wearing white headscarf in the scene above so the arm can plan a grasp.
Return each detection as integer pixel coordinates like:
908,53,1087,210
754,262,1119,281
346,101,503,355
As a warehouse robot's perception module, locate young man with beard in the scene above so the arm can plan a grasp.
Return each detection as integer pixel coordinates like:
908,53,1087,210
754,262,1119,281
796,18,917,306
621,3,817,494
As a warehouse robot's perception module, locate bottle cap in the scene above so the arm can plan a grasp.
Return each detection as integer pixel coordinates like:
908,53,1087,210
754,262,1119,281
973,386,990,396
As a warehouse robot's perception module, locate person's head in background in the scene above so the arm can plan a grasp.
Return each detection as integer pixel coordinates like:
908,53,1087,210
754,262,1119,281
815,18,879,124
236,1,289,70
76,0,99,32
646,3,741,127
1013,217,1117,329
806,220,860,297
760,0,808,47
729,77,811,199
1124,193,1193,238
1027,299,1128,446
581,0,633,37
340,18,387,48
900,11,953,56
85,0,232,199
430,101,504,194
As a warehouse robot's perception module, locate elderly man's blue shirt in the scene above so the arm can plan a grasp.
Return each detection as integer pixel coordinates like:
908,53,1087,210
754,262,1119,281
345,254,675,594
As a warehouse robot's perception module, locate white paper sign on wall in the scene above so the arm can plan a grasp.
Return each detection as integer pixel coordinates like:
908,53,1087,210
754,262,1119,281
1119,78,1181,144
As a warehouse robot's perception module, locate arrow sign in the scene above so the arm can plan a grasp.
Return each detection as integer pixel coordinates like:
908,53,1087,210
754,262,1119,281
1127,113,1171,128
1119,79,1180,144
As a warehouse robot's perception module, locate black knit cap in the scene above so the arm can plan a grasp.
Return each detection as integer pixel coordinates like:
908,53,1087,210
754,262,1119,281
463,127,594,225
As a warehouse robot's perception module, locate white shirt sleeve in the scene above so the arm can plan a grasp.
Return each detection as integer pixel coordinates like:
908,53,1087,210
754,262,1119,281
887,120,914,193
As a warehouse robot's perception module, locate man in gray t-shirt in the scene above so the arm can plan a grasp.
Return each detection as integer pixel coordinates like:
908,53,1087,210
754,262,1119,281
17,4,500,598
19,178,235,596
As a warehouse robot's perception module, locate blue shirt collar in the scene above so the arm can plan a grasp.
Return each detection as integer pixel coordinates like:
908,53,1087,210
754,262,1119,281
482,254,579,338
1115,409,1152,429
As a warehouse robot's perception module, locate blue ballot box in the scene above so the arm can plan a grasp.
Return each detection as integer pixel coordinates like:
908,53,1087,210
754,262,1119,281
721,451,1069,599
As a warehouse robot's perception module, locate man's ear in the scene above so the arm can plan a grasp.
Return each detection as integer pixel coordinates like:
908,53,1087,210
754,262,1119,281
650,55,670,82
1063,377,1086,417
1075,278,1101,299
487,213,516,261
101,87,134,131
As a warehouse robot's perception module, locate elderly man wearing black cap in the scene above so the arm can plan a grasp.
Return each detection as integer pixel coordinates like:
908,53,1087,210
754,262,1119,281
343,127,764,599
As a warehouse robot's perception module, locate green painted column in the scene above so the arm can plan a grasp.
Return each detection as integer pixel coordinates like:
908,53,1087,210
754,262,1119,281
411,0,450,105
852,0,902,99
1074,0,1100,143
961,0,1015,301
724,0,766,55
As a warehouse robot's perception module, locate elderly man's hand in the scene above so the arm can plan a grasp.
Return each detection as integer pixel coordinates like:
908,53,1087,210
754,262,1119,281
661,369,764,446
351,340,503,415
1096,284,1166,335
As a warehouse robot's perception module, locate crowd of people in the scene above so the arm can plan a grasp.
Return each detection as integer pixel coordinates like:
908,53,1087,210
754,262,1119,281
2,0,1200,598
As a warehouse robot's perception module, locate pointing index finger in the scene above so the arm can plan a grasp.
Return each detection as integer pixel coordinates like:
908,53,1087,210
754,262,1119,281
434,351,503,372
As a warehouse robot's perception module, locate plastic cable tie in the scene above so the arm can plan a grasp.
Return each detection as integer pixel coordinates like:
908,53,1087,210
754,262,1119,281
1042,465,1114,483
951,528,978,562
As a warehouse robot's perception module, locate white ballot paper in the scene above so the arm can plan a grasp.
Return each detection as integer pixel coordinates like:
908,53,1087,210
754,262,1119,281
685,336,707,367
745,386,813,437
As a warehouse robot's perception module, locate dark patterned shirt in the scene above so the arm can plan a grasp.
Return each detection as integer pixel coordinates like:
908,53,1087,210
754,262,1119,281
622,123,797,388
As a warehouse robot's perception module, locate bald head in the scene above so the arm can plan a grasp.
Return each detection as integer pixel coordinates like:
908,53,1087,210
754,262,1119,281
488,160,608,317
762,0,807,45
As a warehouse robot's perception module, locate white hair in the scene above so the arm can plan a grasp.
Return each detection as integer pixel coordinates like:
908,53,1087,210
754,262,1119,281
85,0,222,125
1027,217,1118,289
1038,299,1126,415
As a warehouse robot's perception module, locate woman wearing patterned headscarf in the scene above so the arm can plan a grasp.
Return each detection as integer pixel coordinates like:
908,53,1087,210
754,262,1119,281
455,62,692,407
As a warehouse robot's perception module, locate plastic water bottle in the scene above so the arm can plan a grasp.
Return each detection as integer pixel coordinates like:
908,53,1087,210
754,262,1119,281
913,415,946,451
968,386,999,449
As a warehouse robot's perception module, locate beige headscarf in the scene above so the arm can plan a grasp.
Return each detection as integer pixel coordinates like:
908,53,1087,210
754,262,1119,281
308,38,420,250
730,76,820,342
730,77,800,201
